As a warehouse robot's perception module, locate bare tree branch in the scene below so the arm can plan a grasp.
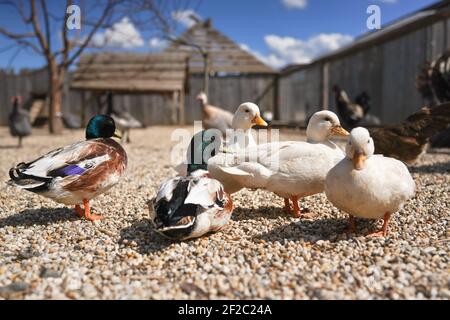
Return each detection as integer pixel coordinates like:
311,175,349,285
60,0,72,71
39,0,51,53
0,0,30,22
30,0,49,55
63,0,116,68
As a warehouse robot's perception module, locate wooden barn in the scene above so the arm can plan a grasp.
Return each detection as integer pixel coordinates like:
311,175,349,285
278,0,450,125
69,18,277,126
70,52,189,125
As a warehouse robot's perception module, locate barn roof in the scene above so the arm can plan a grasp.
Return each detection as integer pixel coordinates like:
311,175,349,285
71,52,188,93
165,19,276,74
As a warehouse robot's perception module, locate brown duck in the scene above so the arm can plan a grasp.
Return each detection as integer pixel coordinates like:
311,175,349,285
369,102,450,164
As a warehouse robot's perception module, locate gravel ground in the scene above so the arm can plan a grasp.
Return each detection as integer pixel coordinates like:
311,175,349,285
0,126,448,300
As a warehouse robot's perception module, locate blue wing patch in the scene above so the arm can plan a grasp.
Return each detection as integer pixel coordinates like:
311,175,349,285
49,164,86,177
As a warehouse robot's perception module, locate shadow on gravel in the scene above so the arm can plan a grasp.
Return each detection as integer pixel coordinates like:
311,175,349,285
410,160,450,174
253,218,377,243
119,218,172,254
231,206,287,221
0,207,77,228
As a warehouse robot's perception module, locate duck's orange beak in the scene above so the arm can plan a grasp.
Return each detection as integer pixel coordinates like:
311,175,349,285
352,151,366,170
331,125,349,136
252,114,268,126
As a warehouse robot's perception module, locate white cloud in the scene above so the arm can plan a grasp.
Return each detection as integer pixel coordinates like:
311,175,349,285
240,44,286,69
172,10,200,28
91,17,144,48
282,0,308,9
241,33,354,69
149,37,168,50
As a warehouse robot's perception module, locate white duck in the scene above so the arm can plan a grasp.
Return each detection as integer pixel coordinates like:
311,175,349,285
325,127,415,237
208,110,349,218
225,102,268,151
174,102,267,176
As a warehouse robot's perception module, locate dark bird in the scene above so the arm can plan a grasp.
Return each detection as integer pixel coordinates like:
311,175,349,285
369,102,450,164
416,51,450,147
416,51,450,105
105,91,142,143
8,95,31,148
333,85,365,128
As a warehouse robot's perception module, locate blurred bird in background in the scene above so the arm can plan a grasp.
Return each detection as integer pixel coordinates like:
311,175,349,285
105,91,142,144
8,95,31,148
416,51,450,148
196,91,233,137
332,85,380,129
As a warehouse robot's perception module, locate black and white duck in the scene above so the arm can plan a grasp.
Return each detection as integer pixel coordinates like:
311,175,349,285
149,130,234,240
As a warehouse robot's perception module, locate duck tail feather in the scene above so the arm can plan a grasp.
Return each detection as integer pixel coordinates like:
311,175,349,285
7,162,50,191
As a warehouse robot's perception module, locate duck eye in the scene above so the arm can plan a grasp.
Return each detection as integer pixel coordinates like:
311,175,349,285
210,136,215,142
324,117,331,122
245,109,249,113
367,139,370,144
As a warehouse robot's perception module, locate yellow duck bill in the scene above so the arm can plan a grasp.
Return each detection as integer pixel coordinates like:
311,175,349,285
352,152,367,170
331,126,350,136
252,115,268,126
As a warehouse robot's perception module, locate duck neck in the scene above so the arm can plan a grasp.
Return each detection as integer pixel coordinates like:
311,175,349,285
306,127,329,144
230,128,255,150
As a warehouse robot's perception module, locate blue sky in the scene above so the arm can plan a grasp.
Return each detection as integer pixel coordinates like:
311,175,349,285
0,0,439,71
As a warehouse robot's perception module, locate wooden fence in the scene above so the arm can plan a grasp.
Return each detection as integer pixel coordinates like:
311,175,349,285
0,69,276,126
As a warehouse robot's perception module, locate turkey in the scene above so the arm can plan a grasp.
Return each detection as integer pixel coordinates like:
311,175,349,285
105,91,142,144
8,95,31,148
368,102,450,164
196,91,233,137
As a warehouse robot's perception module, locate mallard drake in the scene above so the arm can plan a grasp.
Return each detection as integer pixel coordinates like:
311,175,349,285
197,91,233,137
208,110,349,218
106,92,142,144
174,102,267,176
325,127,415,237
9,96,31,148
8,115,127,222
149,130,233,240
368,102,450,163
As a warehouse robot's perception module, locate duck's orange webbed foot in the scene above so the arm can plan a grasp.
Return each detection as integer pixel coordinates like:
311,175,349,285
290,196,316,219
82,199,103,222
367,213,391,237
